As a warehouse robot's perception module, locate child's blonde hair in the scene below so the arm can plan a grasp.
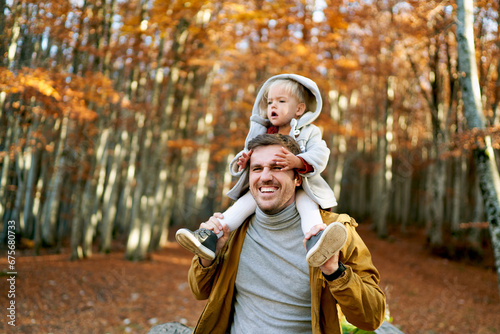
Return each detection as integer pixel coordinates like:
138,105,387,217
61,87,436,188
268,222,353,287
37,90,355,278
258,78,316,118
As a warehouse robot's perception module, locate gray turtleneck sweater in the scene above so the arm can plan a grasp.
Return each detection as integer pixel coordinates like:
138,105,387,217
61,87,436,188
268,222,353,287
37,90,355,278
230,203,312,334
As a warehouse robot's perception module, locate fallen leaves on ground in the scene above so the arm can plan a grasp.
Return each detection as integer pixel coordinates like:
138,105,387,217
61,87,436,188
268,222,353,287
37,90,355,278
1,224,499,334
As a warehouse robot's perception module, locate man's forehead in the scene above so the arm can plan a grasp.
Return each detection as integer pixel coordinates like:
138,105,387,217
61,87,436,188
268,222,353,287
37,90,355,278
249,145,281,165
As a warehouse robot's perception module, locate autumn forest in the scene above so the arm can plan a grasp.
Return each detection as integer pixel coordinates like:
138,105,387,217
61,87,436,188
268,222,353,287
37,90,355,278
1,0,500,292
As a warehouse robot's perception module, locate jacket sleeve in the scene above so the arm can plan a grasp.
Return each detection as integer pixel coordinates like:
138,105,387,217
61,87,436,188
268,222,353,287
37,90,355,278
188,225,247,301
296,125,330,178
228,150,245,177
188,256,220,300
324,217,386,331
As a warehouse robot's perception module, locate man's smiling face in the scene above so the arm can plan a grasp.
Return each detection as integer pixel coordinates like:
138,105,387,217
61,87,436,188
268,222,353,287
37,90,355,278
248,144,302,215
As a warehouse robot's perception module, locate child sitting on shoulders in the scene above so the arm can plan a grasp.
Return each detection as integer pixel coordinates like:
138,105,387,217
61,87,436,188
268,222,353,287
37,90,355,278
176,73,347,267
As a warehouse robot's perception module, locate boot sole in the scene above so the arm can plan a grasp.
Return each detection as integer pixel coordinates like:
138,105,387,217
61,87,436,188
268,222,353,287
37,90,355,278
175,229,215,261
306,222,347,267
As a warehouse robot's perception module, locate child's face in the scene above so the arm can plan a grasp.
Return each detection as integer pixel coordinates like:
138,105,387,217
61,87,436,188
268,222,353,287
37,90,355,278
266,84,305,128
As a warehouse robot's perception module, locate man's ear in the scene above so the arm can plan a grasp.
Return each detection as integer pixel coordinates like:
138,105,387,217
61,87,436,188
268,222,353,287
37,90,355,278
294,173,302,187
296,103,306,117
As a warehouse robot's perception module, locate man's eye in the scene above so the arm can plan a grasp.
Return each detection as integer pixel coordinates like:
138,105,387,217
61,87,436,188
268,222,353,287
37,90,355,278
273,166,283,170
252,167,262,172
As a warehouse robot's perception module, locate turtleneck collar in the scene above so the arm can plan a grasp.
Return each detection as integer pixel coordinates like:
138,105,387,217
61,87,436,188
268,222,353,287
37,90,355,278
253,202,301,231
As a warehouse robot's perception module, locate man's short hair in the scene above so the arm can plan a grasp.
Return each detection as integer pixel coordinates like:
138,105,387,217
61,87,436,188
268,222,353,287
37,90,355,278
247,134,301,156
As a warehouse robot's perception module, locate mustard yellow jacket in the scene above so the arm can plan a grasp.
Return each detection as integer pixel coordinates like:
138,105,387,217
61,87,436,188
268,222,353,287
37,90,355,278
188,211,386,334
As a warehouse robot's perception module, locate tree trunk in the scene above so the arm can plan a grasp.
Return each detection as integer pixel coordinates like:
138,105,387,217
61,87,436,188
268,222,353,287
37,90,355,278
0,0,6,63
450,156,464,233
124,114,144,259
23,144,41,238
40,114,70,245
373,76,394,238
327,87,346,210
428,149,445,247
70,135,89,260
0,112,13,222
456,0,500,295
11,143,27,230
6,1,21,69
468,168,485,255
97,127,116,253
34,149,50,254
100,131,126,241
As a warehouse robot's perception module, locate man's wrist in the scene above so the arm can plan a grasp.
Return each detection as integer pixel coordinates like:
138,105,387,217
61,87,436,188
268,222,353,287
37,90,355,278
322,261,346,281
200,257,214,268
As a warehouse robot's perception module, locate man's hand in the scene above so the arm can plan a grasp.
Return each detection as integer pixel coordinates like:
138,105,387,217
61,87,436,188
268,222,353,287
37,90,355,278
199,213,230,267
237,150,253,172
319,252,340,275
274,147,304,171
303,223,340,275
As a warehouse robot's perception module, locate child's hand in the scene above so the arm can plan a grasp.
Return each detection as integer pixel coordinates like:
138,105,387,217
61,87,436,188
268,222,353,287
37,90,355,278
237,150,253,172
274,147,305,171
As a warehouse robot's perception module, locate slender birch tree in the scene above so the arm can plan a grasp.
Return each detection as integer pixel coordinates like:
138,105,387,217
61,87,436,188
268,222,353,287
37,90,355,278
456,0,500,295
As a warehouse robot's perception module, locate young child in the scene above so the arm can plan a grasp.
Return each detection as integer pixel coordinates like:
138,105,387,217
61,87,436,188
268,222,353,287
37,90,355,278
176,74,347,267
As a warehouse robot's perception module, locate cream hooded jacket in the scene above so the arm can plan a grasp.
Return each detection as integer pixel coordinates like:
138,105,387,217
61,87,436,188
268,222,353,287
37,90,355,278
227,74,337,209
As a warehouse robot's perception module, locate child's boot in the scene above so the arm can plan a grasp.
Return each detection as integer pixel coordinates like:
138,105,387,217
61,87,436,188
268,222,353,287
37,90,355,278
305,222,347,267
175,228,217,261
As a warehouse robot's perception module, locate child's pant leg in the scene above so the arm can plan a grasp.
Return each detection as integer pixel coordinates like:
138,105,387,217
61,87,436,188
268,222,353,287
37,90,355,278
220,191,257,233
296,189,323,235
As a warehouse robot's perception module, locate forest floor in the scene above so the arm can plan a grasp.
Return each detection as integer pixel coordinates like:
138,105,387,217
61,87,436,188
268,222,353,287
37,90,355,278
1,223,500,334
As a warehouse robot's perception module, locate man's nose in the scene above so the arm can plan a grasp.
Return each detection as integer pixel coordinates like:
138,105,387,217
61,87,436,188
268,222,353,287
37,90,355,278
261,167,273,181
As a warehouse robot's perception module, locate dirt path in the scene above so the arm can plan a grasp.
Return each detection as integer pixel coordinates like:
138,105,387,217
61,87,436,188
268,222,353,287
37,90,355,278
1,224,499,334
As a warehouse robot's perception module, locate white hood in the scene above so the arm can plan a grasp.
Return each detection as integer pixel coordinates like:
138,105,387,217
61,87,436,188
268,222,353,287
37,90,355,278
250,73,323,131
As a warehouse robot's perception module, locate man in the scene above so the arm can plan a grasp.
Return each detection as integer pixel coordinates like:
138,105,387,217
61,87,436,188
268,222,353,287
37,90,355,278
187,134,386,334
